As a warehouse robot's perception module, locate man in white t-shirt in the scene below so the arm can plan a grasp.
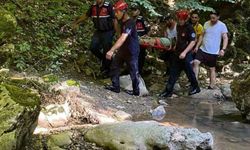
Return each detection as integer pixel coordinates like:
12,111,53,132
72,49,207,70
193,11,228,89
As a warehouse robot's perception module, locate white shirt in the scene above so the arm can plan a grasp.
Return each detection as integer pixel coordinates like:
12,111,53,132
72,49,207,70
200,20,228,55
166,24,177,40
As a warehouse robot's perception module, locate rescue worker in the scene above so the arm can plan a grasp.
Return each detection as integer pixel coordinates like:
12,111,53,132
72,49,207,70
160,10,200,98
72,0,116,77
131,4,150,75
105,0,140,96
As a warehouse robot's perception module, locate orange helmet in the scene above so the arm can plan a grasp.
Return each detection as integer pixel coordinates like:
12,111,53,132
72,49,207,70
113,0,128,11
176,10,189,20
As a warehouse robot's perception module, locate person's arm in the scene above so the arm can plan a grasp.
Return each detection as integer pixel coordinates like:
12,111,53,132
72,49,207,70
114,19,121,37
219,33,228,56
106,33,129,60
194,32,203,52
179,25,196,59
179,40,196,59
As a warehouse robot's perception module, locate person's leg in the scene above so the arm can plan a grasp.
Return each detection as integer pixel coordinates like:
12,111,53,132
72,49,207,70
160,55,182,97
138,46,146,75
106,51,124,93
89,32,103,60
101,31,114,73
193,49,205,80
127,55,140,96
184,52,200,95
209,67,216,88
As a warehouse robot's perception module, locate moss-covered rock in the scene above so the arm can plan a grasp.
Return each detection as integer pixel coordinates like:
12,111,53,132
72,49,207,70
47,131,73,149
231,68,250,122
0,83,41,150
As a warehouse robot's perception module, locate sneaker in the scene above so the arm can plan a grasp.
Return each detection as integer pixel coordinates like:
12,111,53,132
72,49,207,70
104,85,120,93
188,86,201,95
159,90,173,98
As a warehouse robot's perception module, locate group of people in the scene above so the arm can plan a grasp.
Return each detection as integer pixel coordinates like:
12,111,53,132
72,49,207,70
72,0,229,97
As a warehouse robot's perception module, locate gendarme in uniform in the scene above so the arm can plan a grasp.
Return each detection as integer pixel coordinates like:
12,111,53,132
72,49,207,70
87,1,115,73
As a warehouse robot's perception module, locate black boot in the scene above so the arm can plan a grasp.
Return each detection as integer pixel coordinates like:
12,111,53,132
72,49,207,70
105,85,120,93
159,90,173,98
125,90,140,96
188,86,201,95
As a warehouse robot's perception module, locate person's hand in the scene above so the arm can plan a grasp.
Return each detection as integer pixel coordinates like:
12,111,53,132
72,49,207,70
167,45,172,51
193,47,199,53
106,50,114,60
219,49,225,57
179,52,186,59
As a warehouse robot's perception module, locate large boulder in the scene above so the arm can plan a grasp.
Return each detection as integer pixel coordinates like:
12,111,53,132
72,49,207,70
231,68,250,121
0,83,41,150
85,121,213,150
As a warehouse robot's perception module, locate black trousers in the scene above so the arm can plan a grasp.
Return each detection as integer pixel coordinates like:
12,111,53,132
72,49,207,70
165,52,198,93
138,46,147,74
110,49,140,94
89,30,114,72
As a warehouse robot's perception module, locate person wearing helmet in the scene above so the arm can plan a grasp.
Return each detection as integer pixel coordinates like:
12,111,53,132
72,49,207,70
105,0,140,96
160,10,200,98
72,0,117,78
131,4,150,75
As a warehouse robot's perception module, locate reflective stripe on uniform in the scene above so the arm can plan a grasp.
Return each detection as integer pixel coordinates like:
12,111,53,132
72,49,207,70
92,15,111,18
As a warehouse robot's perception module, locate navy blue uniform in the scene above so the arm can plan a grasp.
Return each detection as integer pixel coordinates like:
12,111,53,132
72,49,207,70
110,19,140,95
87,1,115,73
135,16,150,74
164,23,199,94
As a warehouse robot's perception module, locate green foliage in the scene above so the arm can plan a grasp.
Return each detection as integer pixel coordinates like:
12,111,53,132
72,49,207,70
174,0,237,11
129,0,162,16
175,0,214,11
0,7,17,41
2,0,93,72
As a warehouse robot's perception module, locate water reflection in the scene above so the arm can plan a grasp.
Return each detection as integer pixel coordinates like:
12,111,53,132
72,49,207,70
155,99,250,150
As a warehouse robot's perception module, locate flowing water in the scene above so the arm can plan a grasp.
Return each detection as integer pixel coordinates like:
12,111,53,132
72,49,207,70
138,98,250,150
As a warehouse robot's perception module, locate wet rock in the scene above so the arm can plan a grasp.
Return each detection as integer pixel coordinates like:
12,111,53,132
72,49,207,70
231,68,250,122
0,84,40,150
220,83,232,100
190,88,224,100
113,111,132,121
85,121,213,150
150,105,166,121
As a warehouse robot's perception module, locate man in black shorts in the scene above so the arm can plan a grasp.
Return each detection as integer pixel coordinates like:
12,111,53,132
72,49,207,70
193,11,228,89
160,10,200,98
